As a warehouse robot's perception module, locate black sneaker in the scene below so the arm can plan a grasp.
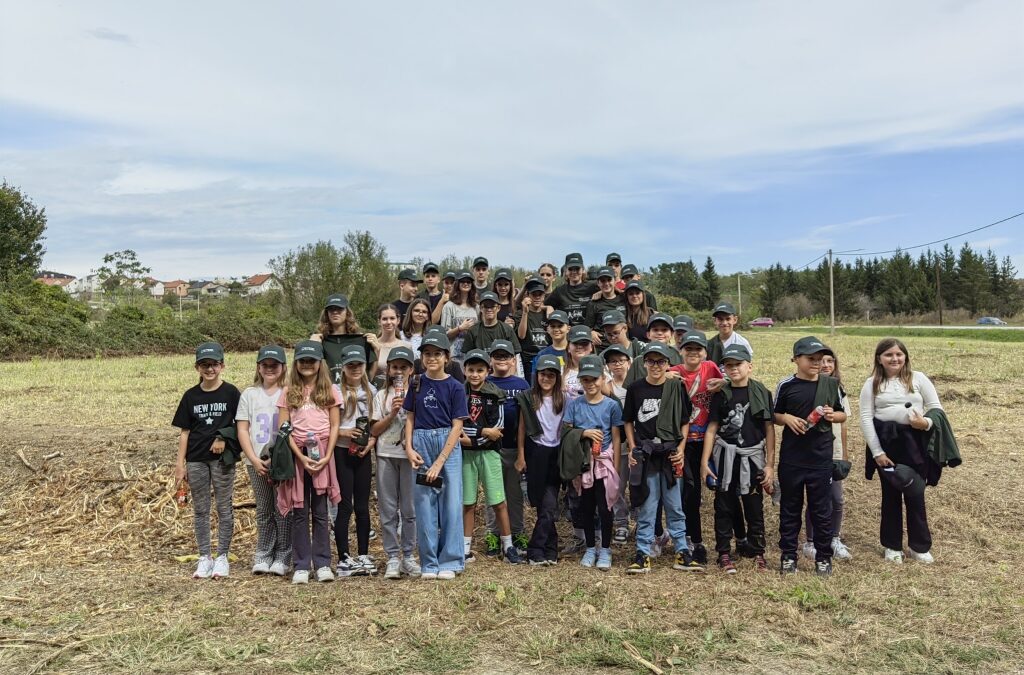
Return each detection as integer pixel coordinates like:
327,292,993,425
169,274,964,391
465,550,477,563
485,532,501,557
504,546,526,565
692,542,708,565
528,556,547,566
815,558,833,577
627,551,652,574
780,556,798,575
673,549,705,572
735,538,757,559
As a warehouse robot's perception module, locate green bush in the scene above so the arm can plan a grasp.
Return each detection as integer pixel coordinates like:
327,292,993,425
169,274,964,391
0,277,92,358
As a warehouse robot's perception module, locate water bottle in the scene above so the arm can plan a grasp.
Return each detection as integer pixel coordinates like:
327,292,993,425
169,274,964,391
175,482,189,507
806,406,825,426
306,431,320,461
705,457,718,490
394,373,405,402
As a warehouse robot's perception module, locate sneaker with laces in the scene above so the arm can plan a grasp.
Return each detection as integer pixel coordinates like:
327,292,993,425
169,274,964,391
269,560,288,576
336,553,360,577
754,554,768,572
357,554,377,575
513,533,530,555
401,556,421,577
437,570,456,580
504,546,525,565
780,556,798,575
580,547,597,568
596,548,612,570
717,552,738,574
884,548,904,564
832,537,852,560
252,560,271,575
485,532,501,558
528,557,547,566
193,555,214,579
801,541,817,560
561,535,586,556
815,559,833,577
292,569,310,584
613,527,628,546
421,571,438,580
674,549,705,572
909,549,934,564
627,551,652,574
316,566,335,582
384,557,401,579
212,554,230,579
465,550,477,563
692,542,708,565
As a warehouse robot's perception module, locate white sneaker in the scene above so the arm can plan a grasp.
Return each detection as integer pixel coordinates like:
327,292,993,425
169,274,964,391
336,553,360,577
832,537,852,560
384,558,401,579
292,569,310,584
884,548,904,564
801,542,816,560
269,561,288,576
909,549,934,564
193,555,214,579
357,554,377,575
437,570,456,580
421,571,438,580
252,561,271,575
212,554,230,579
400,556,421,577
316,566,335,582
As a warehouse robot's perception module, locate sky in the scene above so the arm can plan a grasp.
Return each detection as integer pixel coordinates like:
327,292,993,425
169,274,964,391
2,1,1023,281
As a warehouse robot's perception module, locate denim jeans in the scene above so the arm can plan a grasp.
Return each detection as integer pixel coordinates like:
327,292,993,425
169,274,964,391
636,468,689,556
412,428,465,574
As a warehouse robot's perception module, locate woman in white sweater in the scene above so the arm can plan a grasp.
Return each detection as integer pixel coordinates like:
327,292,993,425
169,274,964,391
859,338,942,564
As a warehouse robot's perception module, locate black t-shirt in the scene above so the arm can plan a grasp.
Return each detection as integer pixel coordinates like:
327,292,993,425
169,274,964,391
548,281,598,325
519,310,551,357
417,289,444,314
774,376,841,469
584,295,626,330
497,301,513,324
710,386,770,448
172,382,241,463
393,298,411,323
463,321,522,354
622,379,666,444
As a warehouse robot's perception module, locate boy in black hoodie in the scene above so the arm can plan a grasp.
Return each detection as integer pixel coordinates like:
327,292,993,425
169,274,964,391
460,350,524,565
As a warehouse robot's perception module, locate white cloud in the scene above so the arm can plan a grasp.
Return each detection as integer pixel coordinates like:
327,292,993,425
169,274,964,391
968,237,1011,251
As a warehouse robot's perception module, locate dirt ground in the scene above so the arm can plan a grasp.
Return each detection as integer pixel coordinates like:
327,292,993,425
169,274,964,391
0,331,1022,673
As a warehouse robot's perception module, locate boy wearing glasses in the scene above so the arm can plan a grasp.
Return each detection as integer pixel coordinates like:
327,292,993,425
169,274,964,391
623,342,704,574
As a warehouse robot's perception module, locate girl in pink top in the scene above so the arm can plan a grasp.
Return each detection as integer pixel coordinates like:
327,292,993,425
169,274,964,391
276,340,342,585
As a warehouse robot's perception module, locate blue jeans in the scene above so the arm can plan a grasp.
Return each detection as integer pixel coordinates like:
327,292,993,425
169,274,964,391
412,428,465,574
636,468,689,556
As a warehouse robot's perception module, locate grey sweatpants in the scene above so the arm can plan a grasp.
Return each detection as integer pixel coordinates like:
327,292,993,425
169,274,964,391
377,456,417,558
187,460,235,557
245,465,292,566
485,447,525,535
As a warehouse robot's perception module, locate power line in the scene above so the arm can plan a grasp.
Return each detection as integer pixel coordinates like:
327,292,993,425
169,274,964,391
833,211,1023,257
796,253,826,271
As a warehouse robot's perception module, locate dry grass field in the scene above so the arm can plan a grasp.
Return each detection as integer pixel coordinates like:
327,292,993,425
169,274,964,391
1,329,1022,673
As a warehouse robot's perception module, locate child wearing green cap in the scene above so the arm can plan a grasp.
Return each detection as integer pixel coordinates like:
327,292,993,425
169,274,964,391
707,302,753,366
236,345,291,576
172,342,241,580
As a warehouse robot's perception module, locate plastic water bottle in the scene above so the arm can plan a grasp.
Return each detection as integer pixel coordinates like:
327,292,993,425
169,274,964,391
175,482,189,507
705,458,718,490
306,431,320,461
394,374,405,402
806,406,825,426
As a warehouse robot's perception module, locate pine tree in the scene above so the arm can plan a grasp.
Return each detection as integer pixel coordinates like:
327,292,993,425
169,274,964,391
699,257,720,311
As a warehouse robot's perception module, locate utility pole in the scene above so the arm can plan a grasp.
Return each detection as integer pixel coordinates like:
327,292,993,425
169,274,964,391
828,249,835,336
737,274,742,316
935,259,943,326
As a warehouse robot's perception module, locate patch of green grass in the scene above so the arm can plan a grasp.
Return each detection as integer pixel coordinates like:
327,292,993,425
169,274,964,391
800,326,1024,342
285,648,344,673
403,633,478,673
763,584,840,611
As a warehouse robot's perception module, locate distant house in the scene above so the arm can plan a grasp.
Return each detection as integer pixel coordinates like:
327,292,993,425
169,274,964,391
145,277,165,298
68,274,102,297
243,273,278,296
190,281,230,297
163,280,189,297
35,271,76,291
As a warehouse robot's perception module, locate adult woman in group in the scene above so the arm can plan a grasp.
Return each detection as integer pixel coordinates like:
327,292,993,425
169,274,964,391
371,303,412,381
859,338,943,564
440,270,478,362
537,263,557,300
311,294,378,383
623,280,652,342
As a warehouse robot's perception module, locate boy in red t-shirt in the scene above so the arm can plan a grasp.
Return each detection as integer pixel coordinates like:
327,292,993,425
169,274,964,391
668,330,725,564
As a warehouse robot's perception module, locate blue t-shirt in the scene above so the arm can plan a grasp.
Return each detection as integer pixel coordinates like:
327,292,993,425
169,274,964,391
403,374,469,430
533,346,567,376
564,395,623,453
488,374,530,448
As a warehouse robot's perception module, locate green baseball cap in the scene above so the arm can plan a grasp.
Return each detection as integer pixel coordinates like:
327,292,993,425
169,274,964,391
456,269,473,282
398,268,422,283
195,342,224,363
577,355,605,379
595,266,615,280
489,339,516,356
601,310,626,326
340,345,367,365
256,344,286,364
443,270,457,281
624,279,644,293
478,290,500,305
420,332,452,352
722,344,752,362
568,325,593,344
641,342,674,361
294,340,324,361
422,261,440,274
601,344,631,361
606,252,622,264
564,252,584,268
463,349,490,366
545,310,570,326
792,336,829,356
325,293,349,309
680,330,707,349
673,315,695,331
647,312,673,329
472,256,489,269
535,354,561,373
387,346,415,364
493,268,513,282
620,263,639,277
525,278,546,293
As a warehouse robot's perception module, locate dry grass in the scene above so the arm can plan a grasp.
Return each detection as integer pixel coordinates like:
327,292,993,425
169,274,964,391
1,331,1022,673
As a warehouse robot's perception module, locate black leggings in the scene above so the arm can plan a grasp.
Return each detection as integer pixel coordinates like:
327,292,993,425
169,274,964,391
579,478,613,548
335,448,372,557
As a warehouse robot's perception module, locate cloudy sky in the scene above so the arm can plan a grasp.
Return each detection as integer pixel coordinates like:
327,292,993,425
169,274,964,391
2,1,1022,280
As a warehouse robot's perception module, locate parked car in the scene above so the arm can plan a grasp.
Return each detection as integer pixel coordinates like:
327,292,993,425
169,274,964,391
977,316,1007,326
749,317,775,328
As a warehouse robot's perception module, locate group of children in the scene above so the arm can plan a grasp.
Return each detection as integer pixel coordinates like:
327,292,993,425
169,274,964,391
173,252,858,582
